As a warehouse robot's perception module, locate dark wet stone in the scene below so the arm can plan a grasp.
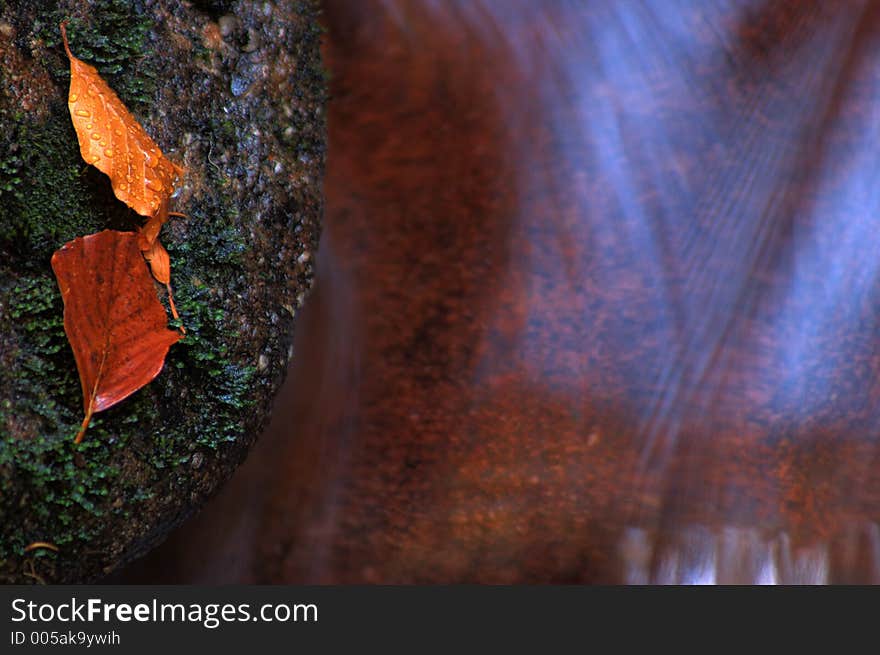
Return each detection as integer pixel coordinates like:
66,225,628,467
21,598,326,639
0,0,325,583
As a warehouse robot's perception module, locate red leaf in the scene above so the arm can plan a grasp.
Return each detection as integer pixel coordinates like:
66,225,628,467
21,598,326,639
51,230,182,443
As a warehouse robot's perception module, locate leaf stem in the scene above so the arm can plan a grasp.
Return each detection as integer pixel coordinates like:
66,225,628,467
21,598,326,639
74,404,93,444
75,350,106,444
59,21,74,59
166,283,186,334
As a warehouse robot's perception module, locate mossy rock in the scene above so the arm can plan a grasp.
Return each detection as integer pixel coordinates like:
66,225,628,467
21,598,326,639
0,0,325,583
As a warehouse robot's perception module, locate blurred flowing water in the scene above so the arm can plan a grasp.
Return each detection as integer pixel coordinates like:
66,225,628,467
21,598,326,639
117,0,880,583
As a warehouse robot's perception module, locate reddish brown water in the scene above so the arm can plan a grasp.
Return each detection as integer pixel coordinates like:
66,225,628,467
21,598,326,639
118,0,880,583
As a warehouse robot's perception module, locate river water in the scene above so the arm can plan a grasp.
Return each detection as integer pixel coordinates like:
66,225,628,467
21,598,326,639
118,0,880,583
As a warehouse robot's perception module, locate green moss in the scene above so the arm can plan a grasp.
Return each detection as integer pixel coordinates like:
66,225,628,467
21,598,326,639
0,272,124,553
0,110,109,264
0,204,257,560
34,0,156,110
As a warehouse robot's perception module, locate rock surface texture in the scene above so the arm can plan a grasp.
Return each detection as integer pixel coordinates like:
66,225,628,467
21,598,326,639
0,0,325,583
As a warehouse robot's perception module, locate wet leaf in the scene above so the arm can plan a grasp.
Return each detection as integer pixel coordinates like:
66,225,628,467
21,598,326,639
61,22,183,222
51,230,183,444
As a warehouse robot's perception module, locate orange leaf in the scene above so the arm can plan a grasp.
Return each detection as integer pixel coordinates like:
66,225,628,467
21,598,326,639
140,206,167,250
51,230,183,443
60,22,183,220
141,236,184,329
142,237,171,285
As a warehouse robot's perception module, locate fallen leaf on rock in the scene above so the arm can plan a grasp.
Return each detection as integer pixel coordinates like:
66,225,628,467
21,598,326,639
141,236,183,327
140,237,171,286
51,230,182,444
61,22,184,221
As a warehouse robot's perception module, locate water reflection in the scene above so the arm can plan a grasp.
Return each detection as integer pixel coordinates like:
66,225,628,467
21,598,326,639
116,0,880,583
